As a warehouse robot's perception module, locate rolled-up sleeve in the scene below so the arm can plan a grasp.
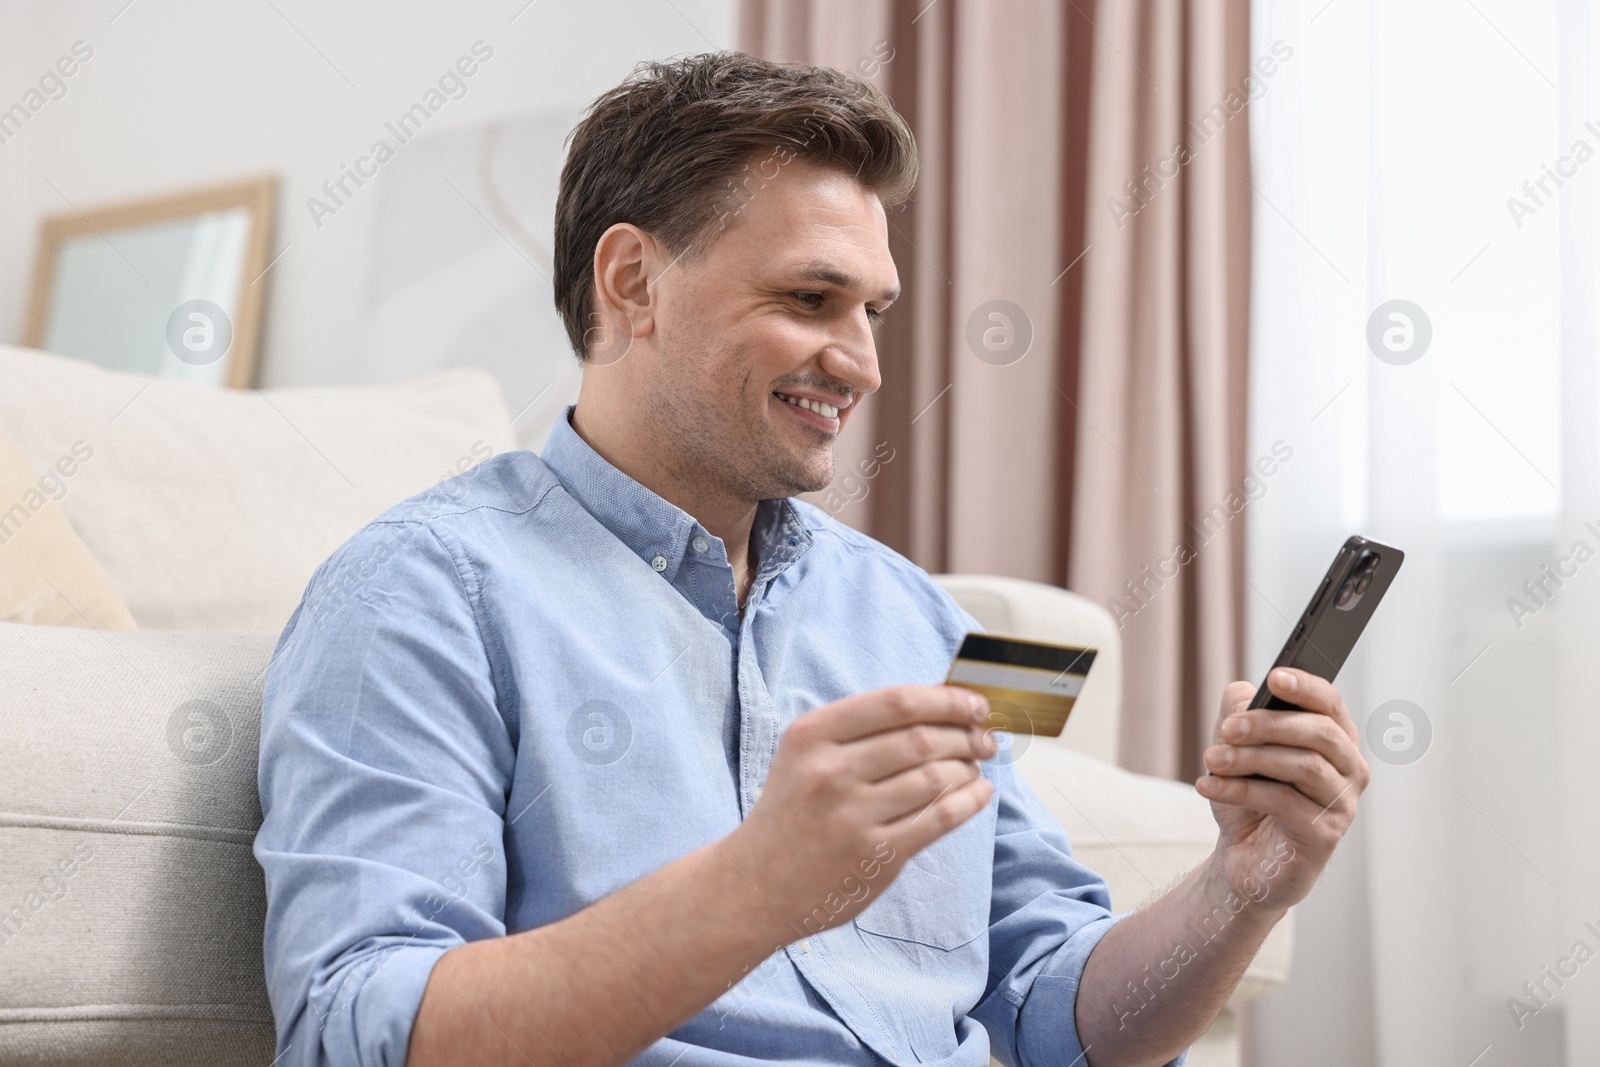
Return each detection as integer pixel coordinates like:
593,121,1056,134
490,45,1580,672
254,519,515,1067
971,753,1188,1067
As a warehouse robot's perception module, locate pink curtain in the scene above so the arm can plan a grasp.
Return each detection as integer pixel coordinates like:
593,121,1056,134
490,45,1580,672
739,0,1252,782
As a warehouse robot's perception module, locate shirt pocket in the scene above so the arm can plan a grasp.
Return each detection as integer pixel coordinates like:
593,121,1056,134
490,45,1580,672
853,790,998,951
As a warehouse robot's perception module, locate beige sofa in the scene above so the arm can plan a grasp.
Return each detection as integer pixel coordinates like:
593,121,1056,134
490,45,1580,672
0,345,1288,1066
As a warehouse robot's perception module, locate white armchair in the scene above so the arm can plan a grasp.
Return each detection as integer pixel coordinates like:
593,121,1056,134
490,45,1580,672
933,575,1293,1067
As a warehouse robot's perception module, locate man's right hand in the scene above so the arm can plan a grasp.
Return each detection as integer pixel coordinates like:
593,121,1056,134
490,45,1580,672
721,683,998,942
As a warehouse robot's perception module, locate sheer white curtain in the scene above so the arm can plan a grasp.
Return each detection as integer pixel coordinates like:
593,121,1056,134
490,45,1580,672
1246,1,1595,1064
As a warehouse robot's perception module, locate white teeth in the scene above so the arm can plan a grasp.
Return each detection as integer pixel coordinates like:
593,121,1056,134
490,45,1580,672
778,393,839,419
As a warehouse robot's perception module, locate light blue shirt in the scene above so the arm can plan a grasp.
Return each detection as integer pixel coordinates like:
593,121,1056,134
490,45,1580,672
255,405,1184,1067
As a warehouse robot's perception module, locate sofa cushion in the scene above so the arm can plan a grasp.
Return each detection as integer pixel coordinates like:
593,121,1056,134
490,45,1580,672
0,621,276,1065
0,345,517,633
0,431,137,631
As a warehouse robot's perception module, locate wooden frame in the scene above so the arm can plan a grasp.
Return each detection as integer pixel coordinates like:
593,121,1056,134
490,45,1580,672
23,175,278,389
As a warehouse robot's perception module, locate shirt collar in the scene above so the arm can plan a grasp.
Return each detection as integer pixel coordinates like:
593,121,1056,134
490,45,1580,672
540,405,813,582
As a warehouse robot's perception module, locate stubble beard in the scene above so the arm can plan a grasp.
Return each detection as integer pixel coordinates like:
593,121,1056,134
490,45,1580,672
648,369,834,506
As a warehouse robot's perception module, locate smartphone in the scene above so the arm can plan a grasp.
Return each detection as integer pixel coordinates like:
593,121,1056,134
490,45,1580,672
1237,535,1404,778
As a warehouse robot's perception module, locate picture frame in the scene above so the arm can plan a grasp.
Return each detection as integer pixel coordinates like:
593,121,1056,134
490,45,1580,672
23,175,278,389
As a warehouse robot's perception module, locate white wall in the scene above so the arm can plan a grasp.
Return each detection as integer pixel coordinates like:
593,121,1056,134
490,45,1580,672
0,0,735,389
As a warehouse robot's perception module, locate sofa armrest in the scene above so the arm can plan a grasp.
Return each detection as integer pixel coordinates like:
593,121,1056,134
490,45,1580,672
932,573,1292,1004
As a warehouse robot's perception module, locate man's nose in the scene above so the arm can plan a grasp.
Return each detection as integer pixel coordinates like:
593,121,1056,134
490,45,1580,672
823,314,883,399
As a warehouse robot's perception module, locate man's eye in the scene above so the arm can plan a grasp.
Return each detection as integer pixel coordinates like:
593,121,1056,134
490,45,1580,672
793,292,887,324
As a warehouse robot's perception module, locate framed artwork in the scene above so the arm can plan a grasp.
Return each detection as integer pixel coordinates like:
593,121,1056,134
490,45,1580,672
24,175,278,388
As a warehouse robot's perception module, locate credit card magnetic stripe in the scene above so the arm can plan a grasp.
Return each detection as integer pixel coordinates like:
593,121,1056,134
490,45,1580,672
953,634,1097,675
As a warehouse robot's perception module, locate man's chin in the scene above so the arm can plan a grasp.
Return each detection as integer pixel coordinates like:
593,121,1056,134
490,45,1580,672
768,454,834,498
746,425,833,497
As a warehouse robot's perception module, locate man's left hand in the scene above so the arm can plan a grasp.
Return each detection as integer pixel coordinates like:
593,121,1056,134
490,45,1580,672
1197,667,1371,911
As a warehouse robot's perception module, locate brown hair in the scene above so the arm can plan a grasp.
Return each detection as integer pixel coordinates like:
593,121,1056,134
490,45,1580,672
553,50,917,359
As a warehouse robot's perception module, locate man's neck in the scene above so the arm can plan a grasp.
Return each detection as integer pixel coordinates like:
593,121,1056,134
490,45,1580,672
569,402,761,608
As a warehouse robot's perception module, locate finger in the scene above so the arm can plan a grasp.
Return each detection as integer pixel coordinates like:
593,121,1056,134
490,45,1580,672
814,684,988,744
1195,772,1332,835
881,773,993,858
1203,743,1351,810
849,722,997,782
869,757,986,825
1266,669,1357,742
1212,682,1258,744
1216,708,1364,780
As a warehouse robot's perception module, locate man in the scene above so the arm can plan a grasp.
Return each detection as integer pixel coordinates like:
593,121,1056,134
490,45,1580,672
255,51,1369,1067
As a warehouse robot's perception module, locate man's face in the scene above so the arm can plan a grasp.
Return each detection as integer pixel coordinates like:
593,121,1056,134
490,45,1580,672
619,157,897,502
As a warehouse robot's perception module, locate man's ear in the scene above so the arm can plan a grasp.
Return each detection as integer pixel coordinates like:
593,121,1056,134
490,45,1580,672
589,222,665,365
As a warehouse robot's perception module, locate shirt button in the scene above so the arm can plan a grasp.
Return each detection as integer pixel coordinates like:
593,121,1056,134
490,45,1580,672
691,535,709,554
650,555,667,572
799,939,810,952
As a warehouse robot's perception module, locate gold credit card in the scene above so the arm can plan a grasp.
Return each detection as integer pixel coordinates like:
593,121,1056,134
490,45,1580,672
944,633,1097,738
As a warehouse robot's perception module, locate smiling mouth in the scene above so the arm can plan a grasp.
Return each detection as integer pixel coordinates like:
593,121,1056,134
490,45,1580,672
773,391,843,419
